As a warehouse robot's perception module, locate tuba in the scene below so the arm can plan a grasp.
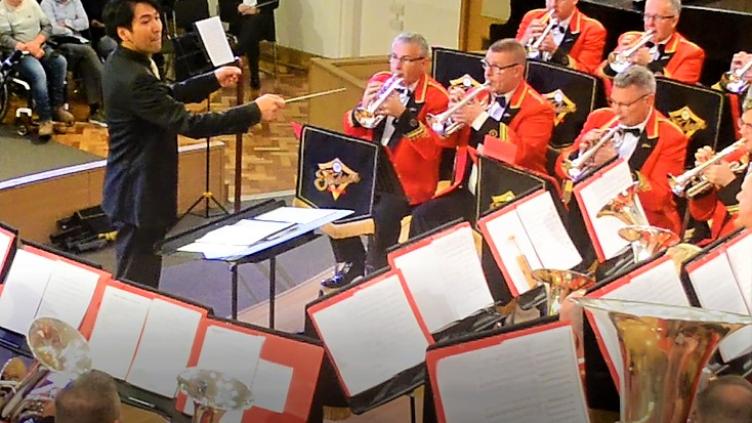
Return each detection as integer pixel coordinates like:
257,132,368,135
573,297,752,423
525,10,557,61
608,30,656,74
669,138,747,198
719,58,752,94
618,224,679,262
0,317,91,422
177,368,253,423
428,79,490,137
564,125,621,180
531,269,595,316
353,74,408,129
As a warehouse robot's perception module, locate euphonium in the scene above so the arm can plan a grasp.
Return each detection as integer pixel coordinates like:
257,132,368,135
669,138,747,197
177,368,253,423
720,58,752,94
1,317,91,422
608,30,656,74
573,297,752,423
531,269,595,316
564,125,622,180
353,74,408,129
596,182,648,227
526,10,557,61
428,82,490,137
617,224,679,262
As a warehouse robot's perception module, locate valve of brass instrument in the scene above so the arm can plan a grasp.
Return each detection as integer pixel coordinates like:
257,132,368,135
719,51,752,94
427,75,490,137
608,30,656,74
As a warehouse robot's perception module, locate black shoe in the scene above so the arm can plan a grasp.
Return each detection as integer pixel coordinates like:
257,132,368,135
321,262,363,289
250,74,261,90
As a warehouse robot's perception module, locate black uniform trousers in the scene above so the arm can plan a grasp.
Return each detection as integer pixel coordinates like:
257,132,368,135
114,223,168,289
408,188,475,238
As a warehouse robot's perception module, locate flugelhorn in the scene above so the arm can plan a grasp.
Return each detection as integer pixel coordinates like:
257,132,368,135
573,297,752,423
720,58,752,94
531,269,595,316
670,138,747,197
177,368,253,423
608,30,656,74
1,317,91,421
564,125,621,180
353,74,408,129
428,82,490,137
526,10,557,61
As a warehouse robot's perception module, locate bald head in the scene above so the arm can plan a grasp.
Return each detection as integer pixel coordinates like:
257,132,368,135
695,375,752,423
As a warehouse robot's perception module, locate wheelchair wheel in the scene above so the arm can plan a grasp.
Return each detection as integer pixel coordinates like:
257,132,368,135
0,81,9,123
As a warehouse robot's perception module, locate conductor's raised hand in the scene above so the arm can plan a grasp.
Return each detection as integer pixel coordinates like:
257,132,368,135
215,66,242,87
255,94,286,121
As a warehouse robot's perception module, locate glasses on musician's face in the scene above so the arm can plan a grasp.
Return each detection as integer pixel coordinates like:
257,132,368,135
643,13,675,22
480,59,520,74
389,53,425,65
739,119,752,131
608,93,650,109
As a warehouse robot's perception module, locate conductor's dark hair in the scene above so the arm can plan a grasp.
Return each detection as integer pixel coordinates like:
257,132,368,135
103,0,162,43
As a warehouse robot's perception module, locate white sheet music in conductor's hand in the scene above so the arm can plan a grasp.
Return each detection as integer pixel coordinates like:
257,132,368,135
194,16,235,66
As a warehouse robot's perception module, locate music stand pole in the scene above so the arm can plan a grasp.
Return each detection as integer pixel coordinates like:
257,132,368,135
234,60,245,213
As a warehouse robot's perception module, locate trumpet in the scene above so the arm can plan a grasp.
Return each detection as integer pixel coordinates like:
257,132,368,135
720,59,752,94
608,30,656,74
564,125,621,180
353,74,408,129
669,138,747,197
427,82,490,137
526,10,557,61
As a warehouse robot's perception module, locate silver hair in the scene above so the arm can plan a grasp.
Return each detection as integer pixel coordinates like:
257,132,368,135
613,65,657,93
392,32,430,58
650,0,682,16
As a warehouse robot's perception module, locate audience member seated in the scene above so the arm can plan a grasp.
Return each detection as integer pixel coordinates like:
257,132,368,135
693,375,752,423
41,0,106,125
81,0,117,59
54,370,121,423
0,0,74,137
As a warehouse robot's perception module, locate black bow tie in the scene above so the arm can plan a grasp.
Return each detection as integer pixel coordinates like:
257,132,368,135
555,24,567,34
495,96,507,108
619,127,642,137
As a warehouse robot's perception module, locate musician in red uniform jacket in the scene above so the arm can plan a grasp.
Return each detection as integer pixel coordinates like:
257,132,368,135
596,0,704,92
409,39,555,237
689,105,752,243
321,32,449,288
556,65,688,235
516,0,607,74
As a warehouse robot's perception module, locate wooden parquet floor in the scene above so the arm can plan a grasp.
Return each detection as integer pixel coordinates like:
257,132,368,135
24,64,309,199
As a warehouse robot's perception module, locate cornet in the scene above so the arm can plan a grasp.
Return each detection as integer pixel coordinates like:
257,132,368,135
669,138,747,197
720,58,752,94
564,125,621,180
608,30,656,74
428,82,490,137
353,74,408,129
177,368,253,423
526,10,557,61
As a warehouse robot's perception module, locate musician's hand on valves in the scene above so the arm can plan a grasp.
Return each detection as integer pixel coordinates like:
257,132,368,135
448,86,465,103
593,142,618,166
630,46,653,66
378,92,407,118
238,4,258,15
539,33,558,53
703,162,736,188
694,145,714,166
214,66,241,88
578,128,603,155
731,51,752,82
255,94,286,121
521,19,546,45
361,81,382,109
451,98,485,126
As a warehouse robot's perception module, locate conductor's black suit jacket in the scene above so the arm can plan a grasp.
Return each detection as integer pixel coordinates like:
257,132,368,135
102,46,261,229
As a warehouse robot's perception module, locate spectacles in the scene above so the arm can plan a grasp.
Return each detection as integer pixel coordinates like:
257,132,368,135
739,119,752,130
389,54,425,64
480,59,520,73
643,13,675,21
608,93,650,109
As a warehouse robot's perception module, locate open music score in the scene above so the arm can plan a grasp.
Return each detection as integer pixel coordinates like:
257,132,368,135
573,159,648,262
685,229,752,362
0,225,14,279
427,321,589,423
478,189,581,297
308,270,433,398
388,222,495,334
584,255,689,390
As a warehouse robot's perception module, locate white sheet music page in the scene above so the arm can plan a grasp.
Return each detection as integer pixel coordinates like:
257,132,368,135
516,191,582,270
483,208,543,296
89,286,151,380
0,230,11,269
577,161,641,260
436,325,589,423
312,273,429,396
0,249,54,335
592,258,689,389
726,232,752,310
688,253,752,361
127,299,203,397
255,207,342,225
194,16,235,66
36,260,99,329
185,325,266,419
195,219,293,247
250,359,294,413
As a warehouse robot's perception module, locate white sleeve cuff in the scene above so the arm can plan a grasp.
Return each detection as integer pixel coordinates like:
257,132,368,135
471,111,490,131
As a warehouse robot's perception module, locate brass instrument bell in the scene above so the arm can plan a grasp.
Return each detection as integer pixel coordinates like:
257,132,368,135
618,225,679,262
177,367,253,423
531,269,595,316
596,182,648,227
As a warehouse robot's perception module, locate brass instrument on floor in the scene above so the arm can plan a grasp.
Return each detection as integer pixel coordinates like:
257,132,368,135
608,30,656,74
573,297,752,423
353,74,408,129
526,9,557,61
564,126,621,180
670,138,747,197
720,59,752,94
428,82,490,137
531,269,595,316
0,317,91,422
618,225,679,262
177,368,253,423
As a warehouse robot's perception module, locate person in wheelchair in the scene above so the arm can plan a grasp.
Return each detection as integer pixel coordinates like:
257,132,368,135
81,0,117,59
41,0,106,125
0,0,74,137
